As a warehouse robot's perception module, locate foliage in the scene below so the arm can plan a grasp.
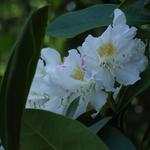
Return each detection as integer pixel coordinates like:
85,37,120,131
0,5,48,150
0,0,150,150
21,109,109,150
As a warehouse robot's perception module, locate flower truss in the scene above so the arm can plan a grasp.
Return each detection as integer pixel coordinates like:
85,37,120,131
79,9,148,91
26,8,148,118
27,48,107,118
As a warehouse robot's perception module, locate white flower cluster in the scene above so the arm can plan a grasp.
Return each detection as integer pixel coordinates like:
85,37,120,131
26,9,148,118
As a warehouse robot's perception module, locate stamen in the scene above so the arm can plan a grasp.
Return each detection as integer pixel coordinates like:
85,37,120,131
98,41,116,57
71,66,84,80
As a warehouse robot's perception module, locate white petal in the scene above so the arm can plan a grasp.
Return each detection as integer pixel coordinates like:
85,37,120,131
43,98,66,115
83,56,99,74
73,97,89,119
29,77,50,94
115,39,136,59
133,55,148,72
113,86,121,102
113,9,126,26
112,26,137,42
115,64,141,85
90,91,108,113
64,49,81,67
34,59,46,78
100,25,113,42
134,39,148,72
95,68,115,91
50,68,84,92
27,77,51,108
80,35,100,59
41,48,61,67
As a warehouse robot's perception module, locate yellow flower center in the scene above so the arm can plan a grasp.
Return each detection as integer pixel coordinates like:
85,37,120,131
98,41,116,57
71,66,84,80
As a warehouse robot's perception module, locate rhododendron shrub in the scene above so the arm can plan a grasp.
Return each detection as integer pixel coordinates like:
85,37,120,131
0,1,150,150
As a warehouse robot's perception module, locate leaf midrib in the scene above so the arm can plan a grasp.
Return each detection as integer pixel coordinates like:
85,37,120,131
22,120,57,150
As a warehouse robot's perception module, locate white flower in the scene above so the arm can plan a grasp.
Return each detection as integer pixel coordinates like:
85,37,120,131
27,9,148,118
26,48,68,115
27,48,108,118
79,8,148,91
54,49,108,118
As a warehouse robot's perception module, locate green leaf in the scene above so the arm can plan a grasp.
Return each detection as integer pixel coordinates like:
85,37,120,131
66,97,80,118
89,117,111,134
99,126,136,150
0,6,48,150
47,3,150,38
20,109,109,150
123,0,150,26
140,123,150,149
117,66,150,111
137,27,150,39
47,4,117,38
119,0,139,9
144,0,150,11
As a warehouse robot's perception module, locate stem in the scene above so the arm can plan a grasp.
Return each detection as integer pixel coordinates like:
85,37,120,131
108,93,117,114
140,123,150,150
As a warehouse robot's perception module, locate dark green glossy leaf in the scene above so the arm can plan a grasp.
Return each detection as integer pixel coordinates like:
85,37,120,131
20,109,109,150
144,1,150,11
90,117,111,134
47,4,117,38
119,0,139,9
0,6,48,150
48,3,150,38
99,126,136,150
123,0,150,26
140,123,150,150
66,97,80,118
137,27,150,39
